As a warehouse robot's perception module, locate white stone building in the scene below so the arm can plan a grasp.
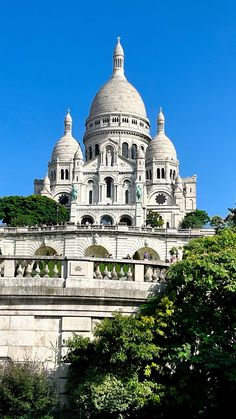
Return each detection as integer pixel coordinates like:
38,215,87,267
34,38,196,230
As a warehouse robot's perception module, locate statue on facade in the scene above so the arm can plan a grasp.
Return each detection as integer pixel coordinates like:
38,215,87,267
71,184,78,201
136,184,142,200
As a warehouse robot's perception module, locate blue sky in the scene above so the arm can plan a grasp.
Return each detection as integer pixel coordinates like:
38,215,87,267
0,0,235,217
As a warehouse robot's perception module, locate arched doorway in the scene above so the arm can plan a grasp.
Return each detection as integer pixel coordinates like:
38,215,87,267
133,247,160,260
35,246,58,256
119,216,132,226
81,216,94,225
100,215,113,225
84,245,109,258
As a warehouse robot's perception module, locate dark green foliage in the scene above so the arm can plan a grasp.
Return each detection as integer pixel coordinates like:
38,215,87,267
0,195,69,226
210,214,225,230
146,210,164,227
0,359,57,418
181,209,210,228
225,207,236,226
65,313,168,418
66,228,236,419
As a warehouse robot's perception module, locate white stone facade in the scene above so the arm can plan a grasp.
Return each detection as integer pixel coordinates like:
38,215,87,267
34,38,196,229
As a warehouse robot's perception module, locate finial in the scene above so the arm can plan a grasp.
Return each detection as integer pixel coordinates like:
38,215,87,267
64,108,72,134
113,37,125,77
157,107,165,133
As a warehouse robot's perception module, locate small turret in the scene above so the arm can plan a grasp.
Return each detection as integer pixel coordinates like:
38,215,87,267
113,36,125,77
157,107,165,133
64,109,72,135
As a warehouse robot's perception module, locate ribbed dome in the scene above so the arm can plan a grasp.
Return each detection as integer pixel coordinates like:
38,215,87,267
146,132,177,161
89,76,147,119
51,133,79,162
88,39,147,119
146,109,177,161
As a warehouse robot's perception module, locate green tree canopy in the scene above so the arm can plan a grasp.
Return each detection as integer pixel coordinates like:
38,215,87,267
0,359,57,418
146,210,164,228
65,228,236,419
225,207,236,226
180,209,210,228
0,195,69,226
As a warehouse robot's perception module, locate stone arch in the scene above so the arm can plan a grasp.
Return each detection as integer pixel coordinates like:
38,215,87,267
100,214,114,225
84,245,109,258
35,246,58,256
119,215,132,226
81,215,95,225
133,247,160,260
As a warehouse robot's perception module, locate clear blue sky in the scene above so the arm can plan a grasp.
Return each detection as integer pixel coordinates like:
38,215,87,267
0,0,235,217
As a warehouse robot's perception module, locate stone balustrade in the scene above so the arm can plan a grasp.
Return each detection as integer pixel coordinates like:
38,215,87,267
0,223,215,236
0,255,169,286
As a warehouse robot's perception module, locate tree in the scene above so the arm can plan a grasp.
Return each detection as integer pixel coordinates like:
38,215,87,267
0,359,57,418
0,195,69,226
65,228,236,419
180,209,210,229
65,312,170,418
225,207,236,227
146,211,164,228
141,228,236,418
210,215,225,230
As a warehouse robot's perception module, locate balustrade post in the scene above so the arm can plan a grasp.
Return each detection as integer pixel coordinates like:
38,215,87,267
3,259,15,277
134,263,144,282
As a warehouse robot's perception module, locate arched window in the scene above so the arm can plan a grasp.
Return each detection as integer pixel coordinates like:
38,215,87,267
146,170,149,180
54,171,56,180
105,177,113,198
149,170,152,180
157,168,160,179
61,169,64,180
166,221,170,229
95,144,99,156
123,180,130,204
65,169,69,180
89,190,93,204
170,169,172,179
173,170,176,179
88,180,94,204
161,168,165,179
131,144,137,159
125,189,129,204
122,142,129,158
89,147,92,160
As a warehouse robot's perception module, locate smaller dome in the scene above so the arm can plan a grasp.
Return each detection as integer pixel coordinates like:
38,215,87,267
74,146,83,160
146,109,177,161
146,132,177,161
51,111,79,162
51,134,79,162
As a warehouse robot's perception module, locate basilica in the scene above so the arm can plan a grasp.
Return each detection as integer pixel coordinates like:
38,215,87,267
34,38,196,229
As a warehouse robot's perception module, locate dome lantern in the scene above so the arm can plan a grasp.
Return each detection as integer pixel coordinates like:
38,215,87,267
64,109,72,135
157,107,165,133
113,36,125,78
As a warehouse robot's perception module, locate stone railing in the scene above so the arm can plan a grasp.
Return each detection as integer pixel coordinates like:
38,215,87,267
0,224,215,236
0,256,169,286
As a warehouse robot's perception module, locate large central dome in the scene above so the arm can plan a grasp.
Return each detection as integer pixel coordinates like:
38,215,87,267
89,76,147,118
88,38,147,119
